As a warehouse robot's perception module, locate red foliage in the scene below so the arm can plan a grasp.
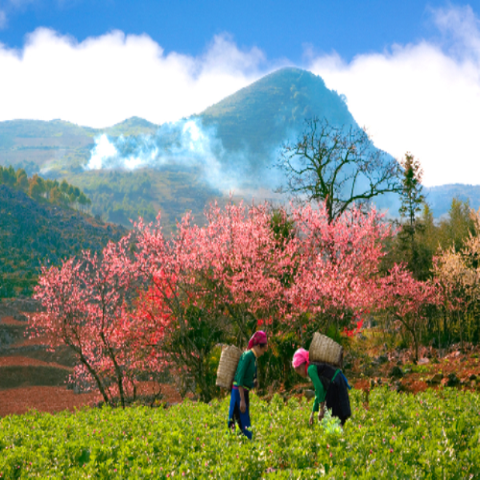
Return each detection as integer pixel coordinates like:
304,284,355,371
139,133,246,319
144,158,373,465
31,199,440,401
378,263,438,361
30,235,165,407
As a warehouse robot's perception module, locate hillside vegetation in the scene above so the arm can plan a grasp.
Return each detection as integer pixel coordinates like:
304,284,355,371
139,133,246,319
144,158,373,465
0,165,90,209
65,167,223,229
0,184,126,298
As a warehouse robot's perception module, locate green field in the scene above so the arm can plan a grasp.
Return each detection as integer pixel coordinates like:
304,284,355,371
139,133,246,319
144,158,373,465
1,388,479,479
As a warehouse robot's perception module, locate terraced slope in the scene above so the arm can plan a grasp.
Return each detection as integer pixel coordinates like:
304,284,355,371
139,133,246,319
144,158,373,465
0,299,75,392
0,299,188,416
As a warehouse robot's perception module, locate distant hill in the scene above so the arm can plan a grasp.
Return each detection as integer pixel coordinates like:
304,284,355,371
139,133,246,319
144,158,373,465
0,117,161,177
0,185,126,298
103,116,159,137
424,184,480,217
0,119,97,176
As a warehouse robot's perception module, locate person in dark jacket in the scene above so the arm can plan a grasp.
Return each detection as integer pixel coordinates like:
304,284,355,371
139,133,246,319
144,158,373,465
292,348,351,426
228,331,268,439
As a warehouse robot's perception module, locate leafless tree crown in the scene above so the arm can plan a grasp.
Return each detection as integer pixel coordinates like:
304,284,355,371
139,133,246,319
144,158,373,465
277,118,402,222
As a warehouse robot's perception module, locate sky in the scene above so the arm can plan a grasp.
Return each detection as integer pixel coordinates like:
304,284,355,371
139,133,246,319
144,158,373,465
1,0,480,186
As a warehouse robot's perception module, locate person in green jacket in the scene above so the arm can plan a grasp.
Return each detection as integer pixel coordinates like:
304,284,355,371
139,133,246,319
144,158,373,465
292,348,351,426
228,331,268,439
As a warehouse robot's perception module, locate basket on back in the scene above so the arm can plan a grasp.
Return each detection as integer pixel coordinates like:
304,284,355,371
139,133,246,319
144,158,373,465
216,345,242,388
309,332,343,368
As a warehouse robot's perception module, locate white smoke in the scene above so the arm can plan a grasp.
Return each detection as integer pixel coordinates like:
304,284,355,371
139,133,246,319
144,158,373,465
87,135,121,170
85,119,236,192
84,117,288,197
87,134,159,171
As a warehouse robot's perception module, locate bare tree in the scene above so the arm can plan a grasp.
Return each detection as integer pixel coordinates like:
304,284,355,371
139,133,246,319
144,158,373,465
277,118,402,222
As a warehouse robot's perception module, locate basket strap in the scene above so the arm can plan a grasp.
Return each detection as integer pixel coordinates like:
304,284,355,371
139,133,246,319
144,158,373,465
331,369,341,383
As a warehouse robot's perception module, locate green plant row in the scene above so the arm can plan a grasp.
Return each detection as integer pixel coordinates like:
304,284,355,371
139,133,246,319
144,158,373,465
1,388,479,479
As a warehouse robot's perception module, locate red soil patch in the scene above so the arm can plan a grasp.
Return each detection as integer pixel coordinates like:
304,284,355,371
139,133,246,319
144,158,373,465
0,386,96,417
0,316,26,326
404,379,429,394
0,383,186,417
0,356,71,369
354,379,370,392
158,383,186,404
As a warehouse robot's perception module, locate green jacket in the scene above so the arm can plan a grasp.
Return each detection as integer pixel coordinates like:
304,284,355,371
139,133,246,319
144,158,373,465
233,350,257,390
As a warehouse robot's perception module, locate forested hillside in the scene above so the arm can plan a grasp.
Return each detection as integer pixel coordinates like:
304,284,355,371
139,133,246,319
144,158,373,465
0,184,126,297
0,165,91,209
66,167,223,229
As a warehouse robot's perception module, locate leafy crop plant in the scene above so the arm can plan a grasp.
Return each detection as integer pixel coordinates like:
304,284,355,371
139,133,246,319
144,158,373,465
0,388,480,478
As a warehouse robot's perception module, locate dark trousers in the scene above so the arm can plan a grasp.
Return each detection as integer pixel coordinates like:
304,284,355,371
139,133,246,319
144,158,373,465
228,387,252,439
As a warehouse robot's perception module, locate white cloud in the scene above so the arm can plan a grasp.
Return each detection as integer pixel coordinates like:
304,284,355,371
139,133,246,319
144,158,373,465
0,29,268,128
308,5,480,187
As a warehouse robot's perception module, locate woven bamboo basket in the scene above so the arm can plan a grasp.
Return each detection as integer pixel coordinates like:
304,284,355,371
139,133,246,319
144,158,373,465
309,332,343,367
216,345,242,388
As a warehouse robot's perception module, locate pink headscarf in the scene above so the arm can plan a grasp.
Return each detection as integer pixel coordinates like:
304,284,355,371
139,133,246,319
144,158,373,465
248,331,267,349
292,348,310,369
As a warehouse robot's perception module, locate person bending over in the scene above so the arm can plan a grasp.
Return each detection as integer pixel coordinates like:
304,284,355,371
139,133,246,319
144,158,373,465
292,348,351,426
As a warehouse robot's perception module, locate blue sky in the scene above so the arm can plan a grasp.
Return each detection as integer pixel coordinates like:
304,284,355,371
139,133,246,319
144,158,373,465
0,0,470,61
1,1,480,186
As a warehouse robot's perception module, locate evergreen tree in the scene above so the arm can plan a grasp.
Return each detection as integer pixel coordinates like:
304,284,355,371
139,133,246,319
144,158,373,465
399,152,425,242
414,203,438,280
397,152,425,278
438,198,475,251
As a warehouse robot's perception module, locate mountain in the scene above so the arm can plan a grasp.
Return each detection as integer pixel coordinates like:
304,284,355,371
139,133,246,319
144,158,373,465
424,184,480,217
103,116,159,137
0,67,479,226
0,184,126,298
199,67,356,156
2,68,362,227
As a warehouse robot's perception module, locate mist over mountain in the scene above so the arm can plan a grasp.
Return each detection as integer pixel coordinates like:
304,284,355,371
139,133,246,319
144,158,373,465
0,67,478,227
81,68,362,194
